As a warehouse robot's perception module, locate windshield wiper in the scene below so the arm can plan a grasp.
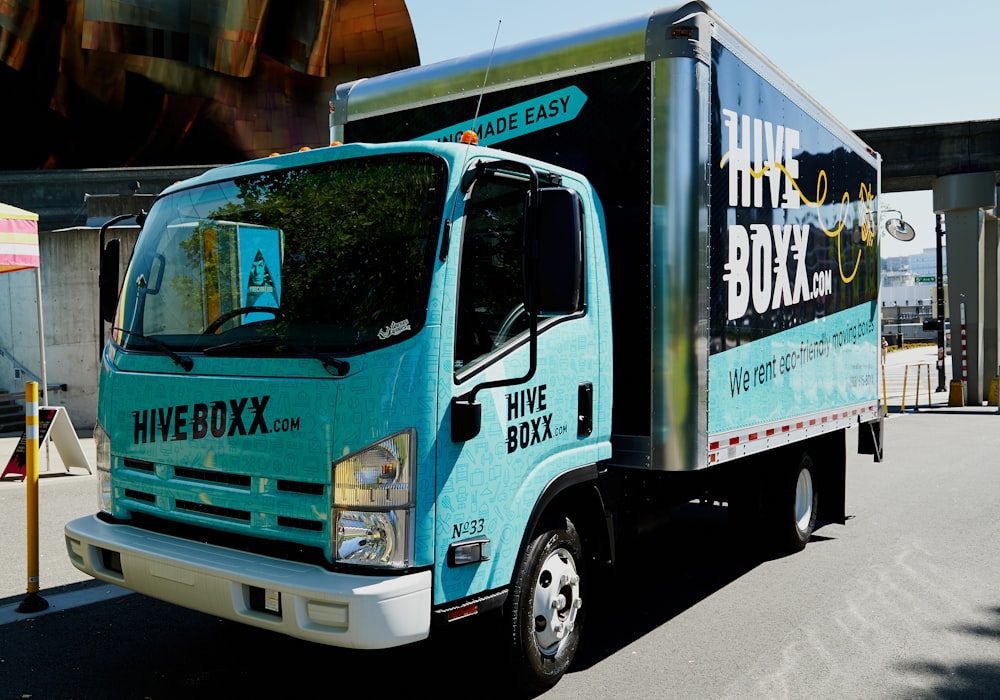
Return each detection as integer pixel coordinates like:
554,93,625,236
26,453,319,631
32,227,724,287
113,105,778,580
113,328,194,372
203,337,350,376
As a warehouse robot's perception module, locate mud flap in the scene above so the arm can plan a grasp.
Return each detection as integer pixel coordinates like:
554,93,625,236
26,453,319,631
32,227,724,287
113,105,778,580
857,415,884,463
816,431,846,526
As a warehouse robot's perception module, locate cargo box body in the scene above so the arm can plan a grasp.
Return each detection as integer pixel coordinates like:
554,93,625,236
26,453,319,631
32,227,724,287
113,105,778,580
332,1,882,473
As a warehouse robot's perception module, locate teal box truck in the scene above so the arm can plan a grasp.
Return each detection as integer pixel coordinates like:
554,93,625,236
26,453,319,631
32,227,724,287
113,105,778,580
66,2,884,692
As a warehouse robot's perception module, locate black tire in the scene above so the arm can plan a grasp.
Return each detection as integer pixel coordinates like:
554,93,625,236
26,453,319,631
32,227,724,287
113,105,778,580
772,453,818,553
506,517,585,694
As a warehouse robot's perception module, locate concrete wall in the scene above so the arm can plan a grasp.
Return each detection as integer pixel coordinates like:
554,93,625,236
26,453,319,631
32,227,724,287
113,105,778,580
0,226,138,429
0,166,211,232
0,165,207,428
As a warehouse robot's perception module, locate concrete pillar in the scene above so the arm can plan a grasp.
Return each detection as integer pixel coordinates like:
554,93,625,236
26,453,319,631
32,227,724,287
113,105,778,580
985,211,999,400
933,172,997,405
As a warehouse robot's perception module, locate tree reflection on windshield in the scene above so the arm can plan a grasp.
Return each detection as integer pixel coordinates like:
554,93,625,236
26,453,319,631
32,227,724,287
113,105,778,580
120,153,446,355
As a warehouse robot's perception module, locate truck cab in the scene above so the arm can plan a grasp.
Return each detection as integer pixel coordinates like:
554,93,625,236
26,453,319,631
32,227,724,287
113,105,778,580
67,140,612,690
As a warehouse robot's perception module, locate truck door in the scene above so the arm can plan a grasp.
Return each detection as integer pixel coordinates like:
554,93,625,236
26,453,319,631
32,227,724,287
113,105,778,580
434,171,599,605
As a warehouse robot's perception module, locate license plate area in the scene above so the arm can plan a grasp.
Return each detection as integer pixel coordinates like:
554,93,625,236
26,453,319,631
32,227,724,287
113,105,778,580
248,585,282,617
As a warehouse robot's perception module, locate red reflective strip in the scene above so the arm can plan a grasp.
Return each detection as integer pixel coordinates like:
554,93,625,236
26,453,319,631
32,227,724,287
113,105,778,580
447,602,480,621
711,410,870,455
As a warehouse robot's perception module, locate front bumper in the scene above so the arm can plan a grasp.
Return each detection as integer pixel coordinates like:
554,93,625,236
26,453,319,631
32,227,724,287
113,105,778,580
65,515,431,649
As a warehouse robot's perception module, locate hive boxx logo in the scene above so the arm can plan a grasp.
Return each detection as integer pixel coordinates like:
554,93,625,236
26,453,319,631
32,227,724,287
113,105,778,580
132,395,301,444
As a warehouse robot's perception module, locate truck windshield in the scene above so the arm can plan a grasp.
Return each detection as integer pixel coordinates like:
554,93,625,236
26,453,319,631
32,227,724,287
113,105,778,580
114,153,446,357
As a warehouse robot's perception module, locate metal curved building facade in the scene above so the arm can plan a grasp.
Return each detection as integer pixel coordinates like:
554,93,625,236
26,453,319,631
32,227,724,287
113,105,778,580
0,0,419,169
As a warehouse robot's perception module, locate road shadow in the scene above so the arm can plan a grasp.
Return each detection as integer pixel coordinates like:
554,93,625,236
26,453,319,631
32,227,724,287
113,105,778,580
569,501,789,672
894,605,1000,698
907,407,1000,416
0,504,805,700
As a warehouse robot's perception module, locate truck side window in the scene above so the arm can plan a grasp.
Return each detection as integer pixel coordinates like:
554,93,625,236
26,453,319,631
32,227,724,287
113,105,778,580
455,179,529,371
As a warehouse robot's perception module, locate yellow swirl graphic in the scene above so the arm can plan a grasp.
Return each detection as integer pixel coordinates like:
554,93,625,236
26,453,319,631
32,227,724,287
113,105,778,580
719,154,876,284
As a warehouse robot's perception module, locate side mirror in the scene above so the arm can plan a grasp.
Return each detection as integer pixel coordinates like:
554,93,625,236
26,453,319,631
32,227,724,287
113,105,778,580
451,397,482,442
99,238,121,323
532,187,583,315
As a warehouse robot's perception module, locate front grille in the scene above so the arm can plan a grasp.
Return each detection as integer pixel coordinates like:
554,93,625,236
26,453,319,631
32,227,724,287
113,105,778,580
115,456,329,557
278,515,324,531
123,488,155,503
125,511,330,568
175,466,251,488
123,458,154,472
278,480,325,495
176,499,251,521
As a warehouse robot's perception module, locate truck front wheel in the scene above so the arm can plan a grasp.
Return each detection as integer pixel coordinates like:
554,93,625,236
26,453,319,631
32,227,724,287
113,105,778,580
506,517,584,693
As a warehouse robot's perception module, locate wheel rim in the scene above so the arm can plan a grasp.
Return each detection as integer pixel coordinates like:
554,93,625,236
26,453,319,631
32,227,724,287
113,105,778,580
530,546,582,656
793,467,814,534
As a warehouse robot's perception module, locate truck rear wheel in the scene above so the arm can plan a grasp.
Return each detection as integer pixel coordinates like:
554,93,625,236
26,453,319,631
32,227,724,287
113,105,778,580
776,453,818,552
506,517,584,693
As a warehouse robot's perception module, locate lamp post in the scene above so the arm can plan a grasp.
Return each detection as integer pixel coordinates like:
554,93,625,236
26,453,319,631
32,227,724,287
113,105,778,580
895,301,901,347
935,214,946,392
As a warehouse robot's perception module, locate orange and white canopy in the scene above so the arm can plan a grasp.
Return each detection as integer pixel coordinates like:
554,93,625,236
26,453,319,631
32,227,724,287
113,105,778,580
0,202,39,273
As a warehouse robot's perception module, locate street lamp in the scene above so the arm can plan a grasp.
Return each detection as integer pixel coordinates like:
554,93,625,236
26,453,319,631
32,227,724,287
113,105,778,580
880,209,916,351
882,211,916,243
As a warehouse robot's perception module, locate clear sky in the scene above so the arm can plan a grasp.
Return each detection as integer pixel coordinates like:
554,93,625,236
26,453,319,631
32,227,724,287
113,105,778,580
405,0,999,258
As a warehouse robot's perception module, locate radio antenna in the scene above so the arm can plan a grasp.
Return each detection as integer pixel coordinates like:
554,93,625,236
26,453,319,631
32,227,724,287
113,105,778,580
471,20,502,137
442,20,503,264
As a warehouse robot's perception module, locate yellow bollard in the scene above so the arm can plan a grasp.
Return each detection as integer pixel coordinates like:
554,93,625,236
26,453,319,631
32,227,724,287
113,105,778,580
901,365,909,414
988,376,999,407
881,361,888,417
911,363,931,411
948,380,966,407
16,382,48,613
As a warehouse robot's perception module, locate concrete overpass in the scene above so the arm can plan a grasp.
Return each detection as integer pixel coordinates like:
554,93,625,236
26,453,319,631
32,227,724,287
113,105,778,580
859,119,1000,405
858,120,1000,193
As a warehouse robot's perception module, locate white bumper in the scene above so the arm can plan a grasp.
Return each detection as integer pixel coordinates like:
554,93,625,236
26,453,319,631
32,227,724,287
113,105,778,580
65,515,431,649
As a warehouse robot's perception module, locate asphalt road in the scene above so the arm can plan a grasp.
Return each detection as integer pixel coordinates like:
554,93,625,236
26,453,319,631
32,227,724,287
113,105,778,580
3,347,999,699
549,406,1000,699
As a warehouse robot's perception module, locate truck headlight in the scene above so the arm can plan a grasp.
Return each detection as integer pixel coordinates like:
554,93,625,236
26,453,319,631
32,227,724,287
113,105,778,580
332,429,415,568
94,421,113,514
